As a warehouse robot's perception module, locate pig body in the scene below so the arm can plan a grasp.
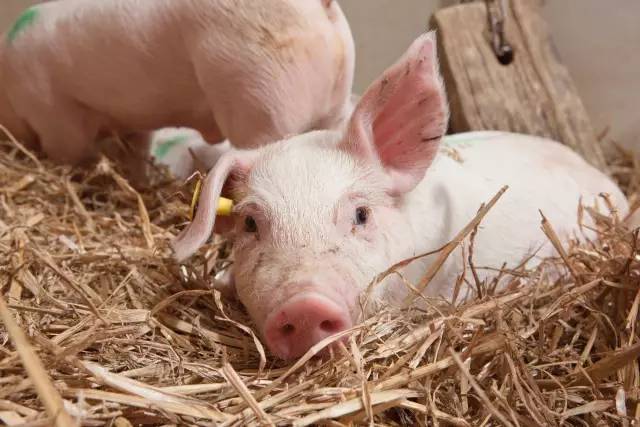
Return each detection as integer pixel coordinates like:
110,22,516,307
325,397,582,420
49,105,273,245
0,0,354,181
225,130,626,312
385,130,627,301
174,33,629,360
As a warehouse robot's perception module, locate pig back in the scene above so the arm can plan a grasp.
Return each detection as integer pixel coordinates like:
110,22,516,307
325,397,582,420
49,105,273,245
2,0,352,135
400,131,628,300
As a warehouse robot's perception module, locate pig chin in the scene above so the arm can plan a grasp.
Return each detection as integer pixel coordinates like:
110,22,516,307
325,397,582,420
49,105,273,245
233,254,365,360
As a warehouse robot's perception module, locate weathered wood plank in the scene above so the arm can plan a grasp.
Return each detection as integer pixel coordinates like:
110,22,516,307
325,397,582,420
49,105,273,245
432,0,607,170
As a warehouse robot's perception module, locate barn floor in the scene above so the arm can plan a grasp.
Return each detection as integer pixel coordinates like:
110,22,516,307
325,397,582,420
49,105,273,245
0,133,639,426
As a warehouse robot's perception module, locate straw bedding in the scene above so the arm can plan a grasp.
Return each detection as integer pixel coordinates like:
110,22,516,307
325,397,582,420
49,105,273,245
0,132,639,427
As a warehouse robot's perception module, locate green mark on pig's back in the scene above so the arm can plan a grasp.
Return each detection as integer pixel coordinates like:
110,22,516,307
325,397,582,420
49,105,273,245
153,135,189,160
7,7,39,43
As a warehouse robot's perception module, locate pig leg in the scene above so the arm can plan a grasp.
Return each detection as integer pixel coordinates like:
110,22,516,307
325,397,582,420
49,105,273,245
206,90,285,149
38,124,99,165
98,131,151,188
199,126,225,146
29,102,100,166
120,132,152,188
214,101,286,149
192,56,305,149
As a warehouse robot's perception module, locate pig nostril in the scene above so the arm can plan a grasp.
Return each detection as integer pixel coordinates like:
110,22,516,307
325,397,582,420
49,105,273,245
281,324,295,336
265,295,353,359
320,320,340,332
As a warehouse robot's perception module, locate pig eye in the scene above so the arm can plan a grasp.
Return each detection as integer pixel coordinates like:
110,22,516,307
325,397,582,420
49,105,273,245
355,207,369,225
244,216,258,233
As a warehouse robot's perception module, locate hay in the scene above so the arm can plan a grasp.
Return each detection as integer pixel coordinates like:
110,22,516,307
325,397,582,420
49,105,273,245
0,133,639,427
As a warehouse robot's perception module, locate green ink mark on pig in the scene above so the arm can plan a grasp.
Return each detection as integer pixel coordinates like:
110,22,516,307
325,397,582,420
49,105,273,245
153,135,189,160
7,7,39,43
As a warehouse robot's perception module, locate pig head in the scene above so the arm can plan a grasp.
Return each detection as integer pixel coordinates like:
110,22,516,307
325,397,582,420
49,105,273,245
173,33,448,360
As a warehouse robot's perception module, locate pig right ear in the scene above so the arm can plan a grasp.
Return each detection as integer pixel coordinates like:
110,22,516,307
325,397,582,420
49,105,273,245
341,32,448,195
172,152,250,262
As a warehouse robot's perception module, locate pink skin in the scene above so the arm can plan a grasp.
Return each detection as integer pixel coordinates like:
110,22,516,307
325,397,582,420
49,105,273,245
263,293,352,359
0,0,354,185
150,93,362,181
173,33,628,361
174,33,448,360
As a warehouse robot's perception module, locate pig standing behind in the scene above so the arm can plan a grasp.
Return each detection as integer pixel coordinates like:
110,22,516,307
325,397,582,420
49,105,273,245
150,94,361,179
0,0,354,184
173,33,629,361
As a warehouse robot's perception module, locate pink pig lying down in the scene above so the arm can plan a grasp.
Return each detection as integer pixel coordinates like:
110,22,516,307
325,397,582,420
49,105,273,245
0,0,354,183
172,33,629,360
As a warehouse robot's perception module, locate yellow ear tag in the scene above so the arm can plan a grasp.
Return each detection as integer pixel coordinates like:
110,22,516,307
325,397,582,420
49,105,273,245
216,197,234,216
189,177,234,220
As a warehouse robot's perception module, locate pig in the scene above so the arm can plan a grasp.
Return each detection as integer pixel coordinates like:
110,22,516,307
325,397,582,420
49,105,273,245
150,94,361,179
172,33,629,360
150,127,231,180
0,0,354,184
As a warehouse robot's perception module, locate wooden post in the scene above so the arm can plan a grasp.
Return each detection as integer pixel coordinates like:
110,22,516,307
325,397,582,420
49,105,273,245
432,0,607,171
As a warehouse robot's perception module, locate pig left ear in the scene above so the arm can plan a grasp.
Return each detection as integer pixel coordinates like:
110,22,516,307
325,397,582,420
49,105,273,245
341,32,448,195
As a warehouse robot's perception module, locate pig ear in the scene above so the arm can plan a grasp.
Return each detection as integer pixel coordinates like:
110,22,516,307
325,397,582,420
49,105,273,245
341,32,448,194
172,152,250,262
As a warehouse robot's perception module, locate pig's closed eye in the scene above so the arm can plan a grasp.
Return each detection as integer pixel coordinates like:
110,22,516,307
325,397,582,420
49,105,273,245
244,216,258,233
354,207,369,225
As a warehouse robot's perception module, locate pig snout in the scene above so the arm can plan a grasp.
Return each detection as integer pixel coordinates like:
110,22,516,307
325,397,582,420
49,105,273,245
263,292,352,360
